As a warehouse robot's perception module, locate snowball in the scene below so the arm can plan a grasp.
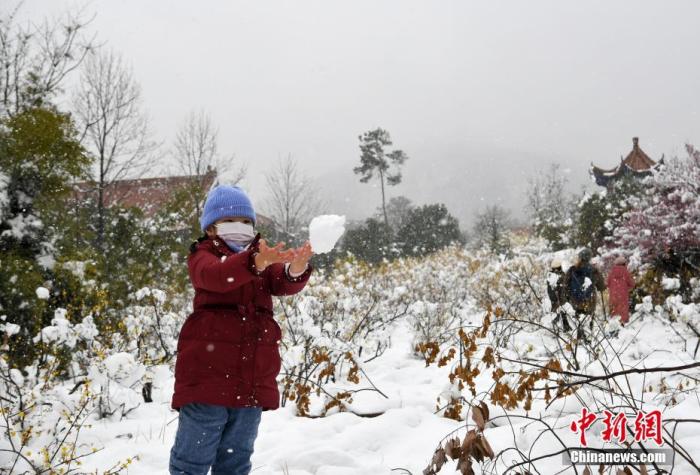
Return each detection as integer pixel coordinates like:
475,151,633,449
35,287,50,300
309,215,346,254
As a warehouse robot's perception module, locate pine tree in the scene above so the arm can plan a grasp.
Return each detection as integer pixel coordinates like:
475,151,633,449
353,128,409,226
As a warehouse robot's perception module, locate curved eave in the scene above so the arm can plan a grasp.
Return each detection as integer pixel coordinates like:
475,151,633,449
590,163,653,187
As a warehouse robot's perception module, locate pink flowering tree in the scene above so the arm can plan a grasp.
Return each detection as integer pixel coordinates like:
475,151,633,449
604,145,700,298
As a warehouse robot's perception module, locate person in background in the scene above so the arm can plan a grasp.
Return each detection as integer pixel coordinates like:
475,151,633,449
562,248,606,335
606,255,635,325
547,258,570,331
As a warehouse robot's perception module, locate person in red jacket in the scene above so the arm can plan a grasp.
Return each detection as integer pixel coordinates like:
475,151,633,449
606,256,635,324
169,185,313,475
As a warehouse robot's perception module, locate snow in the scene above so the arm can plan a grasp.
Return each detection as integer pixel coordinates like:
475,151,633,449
54,318,464,474
546,271,560,287
309,214,346,254
582,276,592,290
28,298,696,475
0,172,8,221
3,242,699,474
103,352,140,382
35,286,50,299
662,277,681,290
0,322,20,336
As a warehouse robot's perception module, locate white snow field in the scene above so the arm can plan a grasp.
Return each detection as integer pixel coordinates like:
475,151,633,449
54,307,700,474
4,245,698,474
308,215,346,254
72,317,462,474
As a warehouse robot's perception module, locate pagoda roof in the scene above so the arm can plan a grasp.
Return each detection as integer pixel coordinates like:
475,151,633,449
590,137,663,187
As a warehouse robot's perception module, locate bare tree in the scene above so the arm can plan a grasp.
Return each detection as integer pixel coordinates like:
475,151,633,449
173,110,246,217
73,49,158,244
0,2,95,117
473,204,511,254
263,155,325,238
526,163,573,248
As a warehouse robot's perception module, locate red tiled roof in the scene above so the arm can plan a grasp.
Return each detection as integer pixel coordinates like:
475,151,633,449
72,169,218,218
71,169,274,227
623,137,656,171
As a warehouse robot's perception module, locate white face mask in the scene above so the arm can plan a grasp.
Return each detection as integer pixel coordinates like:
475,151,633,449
216,221,255,248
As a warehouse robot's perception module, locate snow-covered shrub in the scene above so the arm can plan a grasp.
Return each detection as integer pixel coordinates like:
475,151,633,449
1,313,137,474
0,282,187,471
0,355,100,474
417,244,700,474
276,257,405,417
88,352,145,419
123,287,180,365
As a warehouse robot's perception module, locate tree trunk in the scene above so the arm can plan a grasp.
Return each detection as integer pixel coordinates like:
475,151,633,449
379,171,388,227
97,181,105,250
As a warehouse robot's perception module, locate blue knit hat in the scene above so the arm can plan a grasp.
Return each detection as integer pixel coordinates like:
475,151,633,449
200,185,256,232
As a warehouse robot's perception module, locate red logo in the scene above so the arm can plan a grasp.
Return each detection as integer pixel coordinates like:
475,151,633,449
569,408,664,447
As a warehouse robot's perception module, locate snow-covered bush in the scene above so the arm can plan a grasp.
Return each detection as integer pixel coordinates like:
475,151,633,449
276,257,409,416
415,244,700,474
0,285,186,472
123,287,180,365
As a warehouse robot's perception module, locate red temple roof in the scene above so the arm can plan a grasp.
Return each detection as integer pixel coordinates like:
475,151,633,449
590,137,662,187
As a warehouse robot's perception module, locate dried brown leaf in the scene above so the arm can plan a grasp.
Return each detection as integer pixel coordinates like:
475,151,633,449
461,429,477,453
456,457,474,475
431,447,447,471
444,437,462,459
471,441,485,463
471,405,485,431
479,401,490,422
479,434,495,460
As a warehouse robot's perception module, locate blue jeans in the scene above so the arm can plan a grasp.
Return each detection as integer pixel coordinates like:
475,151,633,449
169,403,262,475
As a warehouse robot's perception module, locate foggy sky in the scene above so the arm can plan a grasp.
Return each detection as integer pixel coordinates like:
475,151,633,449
19,0,700,228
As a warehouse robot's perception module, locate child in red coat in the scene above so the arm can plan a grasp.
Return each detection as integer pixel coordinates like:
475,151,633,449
170,185,313,475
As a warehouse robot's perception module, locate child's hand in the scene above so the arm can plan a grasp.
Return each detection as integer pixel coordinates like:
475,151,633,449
254,239,295,271
288,241,313,275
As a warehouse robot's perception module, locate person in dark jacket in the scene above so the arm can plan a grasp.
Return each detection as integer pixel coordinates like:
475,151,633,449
561,248,606,334
169,185,313,475
547,259,570,331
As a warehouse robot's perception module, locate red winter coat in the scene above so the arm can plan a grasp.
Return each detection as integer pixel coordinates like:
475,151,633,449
171,233,312,411
606,264,634,323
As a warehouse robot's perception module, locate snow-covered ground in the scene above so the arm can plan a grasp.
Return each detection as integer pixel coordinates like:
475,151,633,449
76,316,462,474
50,298,700,474
3,244,698,474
